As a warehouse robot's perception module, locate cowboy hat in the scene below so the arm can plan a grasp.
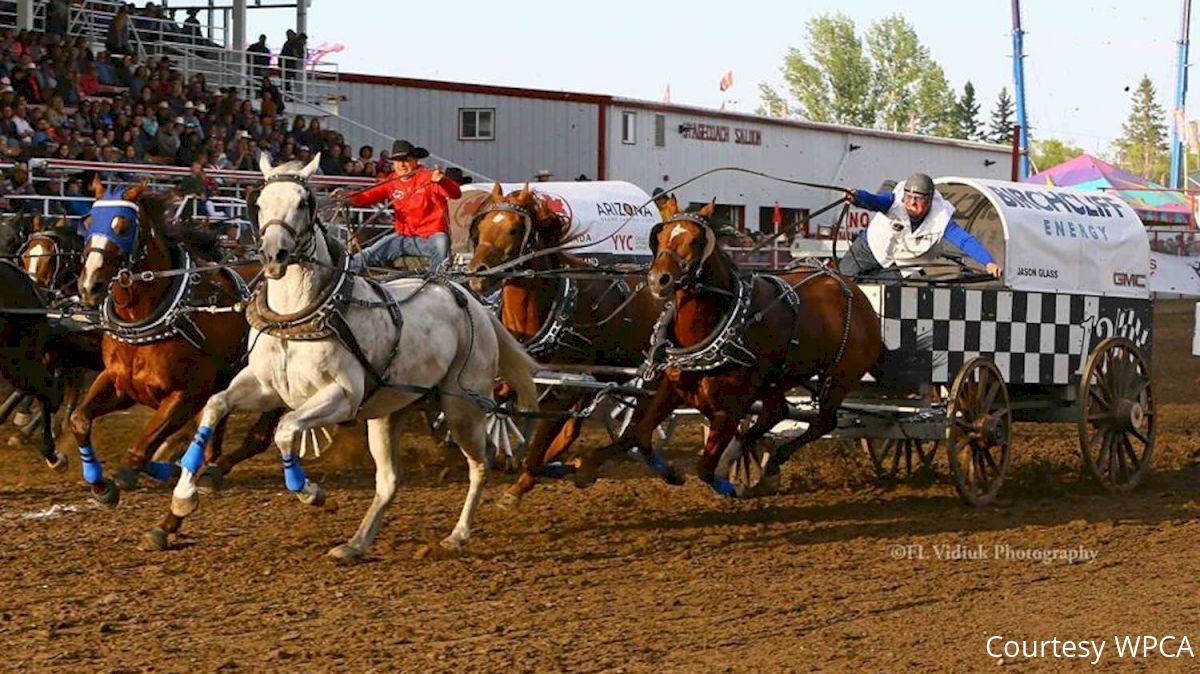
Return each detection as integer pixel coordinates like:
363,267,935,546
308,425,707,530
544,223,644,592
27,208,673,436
386,139,428,160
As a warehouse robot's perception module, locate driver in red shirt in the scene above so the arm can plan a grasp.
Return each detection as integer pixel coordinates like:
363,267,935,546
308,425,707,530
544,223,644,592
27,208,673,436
334,139,461,272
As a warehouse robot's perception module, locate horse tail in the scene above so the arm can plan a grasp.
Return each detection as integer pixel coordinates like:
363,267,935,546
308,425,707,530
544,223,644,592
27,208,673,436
488,311,540,413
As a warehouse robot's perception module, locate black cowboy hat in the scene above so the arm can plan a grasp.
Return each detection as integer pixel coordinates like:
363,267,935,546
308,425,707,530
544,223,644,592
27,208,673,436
386,139,428,160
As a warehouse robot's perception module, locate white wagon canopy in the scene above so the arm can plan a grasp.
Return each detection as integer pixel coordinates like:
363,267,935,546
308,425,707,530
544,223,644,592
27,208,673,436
936,177,1151,299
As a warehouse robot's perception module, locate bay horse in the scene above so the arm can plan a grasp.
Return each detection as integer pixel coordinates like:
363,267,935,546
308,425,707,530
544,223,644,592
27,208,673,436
570,197,883,496
73,177,284,508
157,154,539,561
467,182,666,504
20,214,83,300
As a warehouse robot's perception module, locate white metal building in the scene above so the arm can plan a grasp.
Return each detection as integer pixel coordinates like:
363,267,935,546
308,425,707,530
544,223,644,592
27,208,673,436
325,73,1013,233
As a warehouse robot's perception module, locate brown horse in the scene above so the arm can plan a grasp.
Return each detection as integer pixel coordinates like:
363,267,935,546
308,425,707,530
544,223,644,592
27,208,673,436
467,182,665,503
570,196,883,496
71,177,281,507
20,214,83,299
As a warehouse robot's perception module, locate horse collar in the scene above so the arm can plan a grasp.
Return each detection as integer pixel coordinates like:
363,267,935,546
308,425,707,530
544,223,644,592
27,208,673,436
655,274,757,373
101,246,206,348
521,277,590,358
246,236,351,341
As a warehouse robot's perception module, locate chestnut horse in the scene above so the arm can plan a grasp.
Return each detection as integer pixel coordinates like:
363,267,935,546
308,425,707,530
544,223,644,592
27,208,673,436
72,178,283,507
571,197,883,496
467,182,664,504
20,214,83,300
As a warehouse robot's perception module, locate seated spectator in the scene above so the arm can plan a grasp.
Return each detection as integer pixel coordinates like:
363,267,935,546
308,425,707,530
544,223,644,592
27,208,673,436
78,65,101,98
45,95,67,128
61,177,92,218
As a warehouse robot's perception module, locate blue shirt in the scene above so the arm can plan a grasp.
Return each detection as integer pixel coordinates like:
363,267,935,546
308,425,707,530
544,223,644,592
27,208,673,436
853,189,994,266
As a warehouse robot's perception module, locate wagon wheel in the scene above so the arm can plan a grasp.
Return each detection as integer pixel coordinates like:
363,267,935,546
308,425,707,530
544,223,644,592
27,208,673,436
861,438,939,480
1078,337,1155,491
945,357,1011,506
425,398,529,472
712,416,777,496
601,376,670,448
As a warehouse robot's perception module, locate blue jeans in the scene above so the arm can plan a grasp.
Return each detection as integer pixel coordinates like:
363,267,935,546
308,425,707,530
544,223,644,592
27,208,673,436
351,232,449,273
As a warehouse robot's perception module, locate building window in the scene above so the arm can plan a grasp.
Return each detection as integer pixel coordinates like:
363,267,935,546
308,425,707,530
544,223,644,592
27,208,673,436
690,202,744,230
459,108,495,140
621,110,637,144
654,114,665,147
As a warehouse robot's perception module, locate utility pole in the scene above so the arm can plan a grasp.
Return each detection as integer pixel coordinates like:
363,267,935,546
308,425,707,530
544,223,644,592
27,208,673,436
1011,0,1030,180
1170,0,1192,189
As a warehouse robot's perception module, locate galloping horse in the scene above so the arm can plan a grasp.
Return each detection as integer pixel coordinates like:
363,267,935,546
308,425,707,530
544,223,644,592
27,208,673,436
157,155,539,561
72,177,282,507
571,197,883,496
468,182,664,504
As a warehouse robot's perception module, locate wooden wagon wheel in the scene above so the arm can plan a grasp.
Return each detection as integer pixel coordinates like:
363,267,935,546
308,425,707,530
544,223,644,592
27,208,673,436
945,357,1011,506
861,438,939,480
1078,337,1155,491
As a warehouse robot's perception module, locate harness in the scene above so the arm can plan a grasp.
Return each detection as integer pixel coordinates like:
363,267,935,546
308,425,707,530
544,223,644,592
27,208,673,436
100,246,247,350
650,273,758,374
18,229,82,295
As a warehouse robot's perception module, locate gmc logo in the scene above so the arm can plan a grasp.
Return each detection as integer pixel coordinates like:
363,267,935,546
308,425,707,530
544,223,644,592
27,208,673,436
1113,272,1146,288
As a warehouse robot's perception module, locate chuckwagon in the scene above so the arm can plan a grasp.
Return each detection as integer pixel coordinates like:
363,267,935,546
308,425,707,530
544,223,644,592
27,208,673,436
724,177,1156,505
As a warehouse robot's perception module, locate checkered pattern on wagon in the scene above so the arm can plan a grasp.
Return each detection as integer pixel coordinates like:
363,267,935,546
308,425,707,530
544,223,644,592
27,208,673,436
862,285,1150,386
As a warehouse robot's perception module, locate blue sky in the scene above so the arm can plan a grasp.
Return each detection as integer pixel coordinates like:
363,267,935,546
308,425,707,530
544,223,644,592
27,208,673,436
248,1,1187,154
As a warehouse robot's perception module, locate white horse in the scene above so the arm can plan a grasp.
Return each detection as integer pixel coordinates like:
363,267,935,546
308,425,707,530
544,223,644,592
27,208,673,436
153,154,539,562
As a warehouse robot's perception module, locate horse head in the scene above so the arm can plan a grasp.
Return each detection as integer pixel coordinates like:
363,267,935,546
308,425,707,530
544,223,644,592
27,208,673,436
78,175,156,307
254,151,322,279
647,196,719,299
467,181,566,295
21,214,78,292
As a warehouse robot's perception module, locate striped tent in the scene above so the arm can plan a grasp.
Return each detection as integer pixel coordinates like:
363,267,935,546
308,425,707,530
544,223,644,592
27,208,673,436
1025,154,1194,226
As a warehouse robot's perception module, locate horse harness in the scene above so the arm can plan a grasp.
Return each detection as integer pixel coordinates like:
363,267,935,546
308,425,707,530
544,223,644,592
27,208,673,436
18,229,82,296
100,246,249,350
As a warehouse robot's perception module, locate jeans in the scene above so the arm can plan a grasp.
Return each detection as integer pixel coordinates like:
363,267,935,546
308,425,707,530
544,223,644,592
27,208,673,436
351,232,449,273
837,235,901,280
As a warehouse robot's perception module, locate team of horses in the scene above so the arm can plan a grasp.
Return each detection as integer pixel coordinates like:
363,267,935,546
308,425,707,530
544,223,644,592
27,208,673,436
0,154,883,561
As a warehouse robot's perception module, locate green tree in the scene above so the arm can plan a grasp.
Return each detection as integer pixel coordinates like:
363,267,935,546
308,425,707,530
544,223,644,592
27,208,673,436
1113,75,1169,182
760,13,875,126
988,87,1015,144
955,81,982,140
757,13,964,137
1030,138,1083,173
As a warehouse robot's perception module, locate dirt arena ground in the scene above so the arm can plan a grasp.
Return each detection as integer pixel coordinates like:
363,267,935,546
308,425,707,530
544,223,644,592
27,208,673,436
0,302,1198,673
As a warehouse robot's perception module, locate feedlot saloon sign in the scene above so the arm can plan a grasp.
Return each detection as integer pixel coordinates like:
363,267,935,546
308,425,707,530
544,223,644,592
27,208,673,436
681,123,762,146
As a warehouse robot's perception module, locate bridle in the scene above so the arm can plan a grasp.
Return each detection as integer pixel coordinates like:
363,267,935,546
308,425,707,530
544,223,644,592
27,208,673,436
82,198,148,298
20,229,80,292
253,173,322,263
650,212,718,289
469,199,540,262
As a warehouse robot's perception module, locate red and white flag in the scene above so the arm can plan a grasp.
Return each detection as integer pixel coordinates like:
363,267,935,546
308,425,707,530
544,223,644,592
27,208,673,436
719,70,735,92
662,84,671,103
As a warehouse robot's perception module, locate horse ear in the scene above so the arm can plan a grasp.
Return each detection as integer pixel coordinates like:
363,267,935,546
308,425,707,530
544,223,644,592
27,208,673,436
258,151,274,177
299,153,321,179
52,216,68,231
123,180,148,202
30,213,43,232
698,198,716,218
491,181,503,199
517,182,531,202
90,173,104,200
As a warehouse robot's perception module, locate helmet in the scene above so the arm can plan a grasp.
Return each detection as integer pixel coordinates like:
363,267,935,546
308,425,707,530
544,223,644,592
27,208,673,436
903,173,934,199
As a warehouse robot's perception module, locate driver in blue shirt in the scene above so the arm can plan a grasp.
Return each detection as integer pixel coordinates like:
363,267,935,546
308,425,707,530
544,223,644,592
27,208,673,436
838,173,1002,279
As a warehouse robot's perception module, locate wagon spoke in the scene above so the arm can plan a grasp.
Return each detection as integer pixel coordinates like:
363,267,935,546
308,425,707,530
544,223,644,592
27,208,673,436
980,380,1000,414
1130,427,1150,447
1096,432,1111,476
1088,383,1111,409
1121,434,1141,470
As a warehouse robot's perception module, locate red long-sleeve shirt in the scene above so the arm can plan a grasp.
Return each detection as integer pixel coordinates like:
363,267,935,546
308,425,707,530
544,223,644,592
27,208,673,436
348,166,461,238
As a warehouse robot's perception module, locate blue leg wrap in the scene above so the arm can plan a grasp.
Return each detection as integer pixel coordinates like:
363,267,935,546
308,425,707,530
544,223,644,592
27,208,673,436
180,425,213,476
78,445,104,485
646,452,671,477
144,461,176,482
710,478,737,497
281,453,306,492
542,462,571,479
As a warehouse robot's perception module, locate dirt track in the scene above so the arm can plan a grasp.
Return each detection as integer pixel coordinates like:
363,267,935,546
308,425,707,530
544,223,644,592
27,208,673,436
0,303,1199,673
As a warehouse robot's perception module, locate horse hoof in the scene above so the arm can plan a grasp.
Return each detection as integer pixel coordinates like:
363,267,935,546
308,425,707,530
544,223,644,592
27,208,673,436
327,544,363,564
140,528,170,552
171,492,199,518
662,467,686,487
92,480,120,508
45,451,69,473
113,467,140,491
439,537,464,553
754,472,782,497
296,482,326,507
196,466,225,496
496,490,522,510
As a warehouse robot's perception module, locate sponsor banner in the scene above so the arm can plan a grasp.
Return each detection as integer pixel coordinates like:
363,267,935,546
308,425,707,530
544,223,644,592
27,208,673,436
449,180,657,258
937,178,1151,299
1149,252,1200,296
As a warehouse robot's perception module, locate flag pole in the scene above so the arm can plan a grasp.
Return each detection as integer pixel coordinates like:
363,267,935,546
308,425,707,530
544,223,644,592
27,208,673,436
1170,0,1192,189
